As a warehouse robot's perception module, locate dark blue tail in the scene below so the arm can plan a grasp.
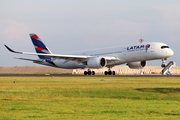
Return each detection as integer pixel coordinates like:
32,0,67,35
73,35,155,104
30,33,52,60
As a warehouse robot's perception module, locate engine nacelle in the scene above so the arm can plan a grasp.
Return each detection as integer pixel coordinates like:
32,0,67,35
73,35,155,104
127,61,146,69
87,57,107,68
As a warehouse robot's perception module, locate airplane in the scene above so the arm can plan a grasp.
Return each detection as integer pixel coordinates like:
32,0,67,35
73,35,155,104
4,33,174,75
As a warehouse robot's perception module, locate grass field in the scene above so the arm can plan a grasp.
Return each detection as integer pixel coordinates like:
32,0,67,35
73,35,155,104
0,77,180,119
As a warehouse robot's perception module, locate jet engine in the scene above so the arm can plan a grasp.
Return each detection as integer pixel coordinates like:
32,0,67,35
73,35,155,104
127,61,146,69
87,57,107,68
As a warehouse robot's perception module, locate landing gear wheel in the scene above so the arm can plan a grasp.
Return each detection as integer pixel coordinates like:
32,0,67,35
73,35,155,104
161,64,166,68
108,71,112,75
161,58,167,68
84,70,95,75
104,70,115,75
88,71,92,75
92,71,95,75
112,71,115,75
84,71,88,75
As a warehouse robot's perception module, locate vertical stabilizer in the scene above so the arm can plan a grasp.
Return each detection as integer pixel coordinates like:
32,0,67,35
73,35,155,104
30,33,52,60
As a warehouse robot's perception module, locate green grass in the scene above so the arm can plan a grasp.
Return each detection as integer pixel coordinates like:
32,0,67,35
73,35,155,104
0,77,180,119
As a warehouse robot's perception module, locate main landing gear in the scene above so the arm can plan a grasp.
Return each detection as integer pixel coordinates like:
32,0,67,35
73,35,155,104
104,68,115,75
84,69,95,75
83,68,116,75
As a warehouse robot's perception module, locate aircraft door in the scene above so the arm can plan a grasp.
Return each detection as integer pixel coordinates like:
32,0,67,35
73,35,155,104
151,45,154,52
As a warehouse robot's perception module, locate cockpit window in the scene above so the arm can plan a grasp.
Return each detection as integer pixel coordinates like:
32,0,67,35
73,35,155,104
161,46,169,49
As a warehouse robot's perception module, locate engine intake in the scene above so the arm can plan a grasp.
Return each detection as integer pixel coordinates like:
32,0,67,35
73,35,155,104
127,61,146,69
87,57,107,68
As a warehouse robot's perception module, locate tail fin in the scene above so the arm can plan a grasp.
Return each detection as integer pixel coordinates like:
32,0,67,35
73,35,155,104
30,33,52,60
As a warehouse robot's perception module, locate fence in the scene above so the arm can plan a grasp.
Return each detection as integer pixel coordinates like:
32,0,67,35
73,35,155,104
72,69,180,74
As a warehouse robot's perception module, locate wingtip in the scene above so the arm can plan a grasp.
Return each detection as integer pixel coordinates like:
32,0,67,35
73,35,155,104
4,45,22,54
4,44,8,48
4,45,13,52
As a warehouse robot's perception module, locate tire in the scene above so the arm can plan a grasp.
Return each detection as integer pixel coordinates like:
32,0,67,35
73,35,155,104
92,71,95,75
108,71,112,75
113,71,115,75
88,71,92,75
84,71,87,75
105,71,108,75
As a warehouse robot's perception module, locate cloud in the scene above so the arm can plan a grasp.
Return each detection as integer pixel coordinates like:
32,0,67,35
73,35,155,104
153,4,180,30
167,35,180,42
0,19,30,46
72,19,148,45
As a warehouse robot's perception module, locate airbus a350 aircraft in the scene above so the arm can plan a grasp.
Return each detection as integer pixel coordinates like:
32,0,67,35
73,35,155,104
5,33,174,75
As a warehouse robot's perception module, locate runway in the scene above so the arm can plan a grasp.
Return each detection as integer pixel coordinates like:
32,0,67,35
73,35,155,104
0,74,180,77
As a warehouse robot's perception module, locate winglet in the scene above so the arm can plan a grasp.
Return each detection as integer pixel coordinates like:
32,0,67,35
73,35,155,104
4,45,23,54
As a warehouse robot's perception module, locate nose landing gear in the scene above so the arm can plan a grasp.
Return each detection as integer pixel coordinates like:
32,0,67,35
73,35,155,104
161,58,175,75
161,58,167,68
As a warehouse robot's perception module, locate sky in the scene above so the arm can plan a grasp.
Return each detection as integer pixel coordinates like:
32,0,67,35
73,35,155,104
0,0,179,67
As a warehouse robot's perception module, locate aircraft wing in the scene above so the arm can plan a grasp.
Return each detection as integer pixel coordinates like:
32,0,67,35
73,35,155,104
5,45,118,63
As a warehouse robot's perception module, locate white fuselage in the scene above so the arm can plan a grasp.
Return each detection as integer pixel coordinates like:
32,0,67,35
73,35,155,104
37,42,174,69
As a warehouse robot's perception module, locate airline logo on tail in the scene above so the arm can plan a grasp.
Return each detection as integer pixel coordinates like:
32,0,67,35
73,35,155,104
31,34,45,52
30,33,52,59
31,34,39,39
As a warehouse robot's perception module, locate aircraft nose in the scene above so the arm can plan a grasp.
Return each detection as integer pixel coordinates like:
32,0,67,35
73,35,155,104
168,49,174,56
